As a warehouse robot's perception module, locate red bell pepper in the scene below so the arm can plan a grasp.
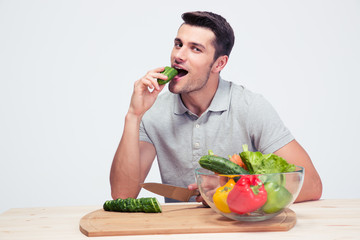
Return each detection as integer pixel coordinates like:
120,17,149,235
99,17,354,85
227,175,267,214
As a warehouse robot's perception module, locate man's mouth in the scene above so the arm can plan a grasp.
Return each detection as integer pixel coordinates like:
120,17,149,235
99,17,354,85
173,66,188,79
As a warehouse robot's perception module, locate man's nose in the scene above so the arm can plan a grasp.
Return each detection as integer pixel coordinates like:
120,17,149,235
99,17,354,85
174,48,187,63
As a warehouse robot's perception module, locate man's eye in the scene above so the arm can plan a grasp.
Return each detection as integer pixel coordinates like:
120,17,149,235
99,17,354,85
192,47,201,52
175,43,182,48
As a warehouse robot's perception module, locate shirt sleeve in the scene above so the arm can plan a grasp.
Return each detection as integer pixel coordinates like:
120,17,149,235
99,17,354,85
139,119,153,144
247,94,294,154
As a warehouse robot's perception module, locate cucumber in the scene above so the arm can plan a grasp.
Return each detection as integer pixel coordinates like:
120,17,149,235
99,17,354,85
103,197,162,213
199,155,249,175
157,66,178,85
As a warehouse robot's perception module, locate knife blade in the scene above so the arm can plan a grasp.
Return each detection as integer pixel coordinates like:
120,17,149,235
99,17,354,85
140,182,199,202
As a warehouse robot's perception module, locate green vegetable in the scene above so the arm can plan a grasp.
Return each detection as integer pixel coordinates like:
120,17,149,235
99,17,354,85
262,181,293,213
239,144,296,174
103,197,162,213
157,66,178,85
199,155,249,175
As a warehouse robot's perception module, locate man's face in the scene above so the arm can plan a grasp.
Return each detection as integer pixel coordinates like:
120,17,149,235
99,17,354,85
169,24,217,94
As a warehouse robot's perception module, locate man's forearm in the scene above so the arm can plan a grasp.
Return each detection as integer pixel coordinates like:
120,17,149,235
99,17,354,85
110,112,143,200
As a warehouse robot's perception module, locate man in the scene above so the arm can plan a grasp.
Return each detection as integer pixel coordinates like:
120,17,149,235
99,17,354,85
110,11,322,203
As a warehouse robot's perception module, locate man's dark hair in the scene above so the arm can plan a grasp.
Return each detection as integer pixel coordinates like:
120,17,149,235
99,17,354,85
181,11,235,60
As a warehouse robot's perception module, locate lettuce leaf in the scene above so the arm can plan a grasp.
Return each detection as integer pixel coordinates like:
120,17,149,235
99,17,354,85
240,144,296,174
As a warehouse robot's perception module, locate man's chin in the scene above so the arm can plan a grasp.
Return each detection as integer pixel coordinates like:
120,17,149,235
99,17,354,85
168,85,177,94
168,82,181,94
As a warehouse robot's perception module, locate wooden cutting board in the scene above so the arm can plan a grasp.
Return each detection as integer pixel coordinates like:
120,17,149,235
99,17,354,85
79,204,296,237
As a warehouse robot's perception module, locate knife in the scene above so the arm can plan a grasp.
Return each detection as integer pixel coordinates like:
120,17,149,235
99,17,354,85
140,182,200,202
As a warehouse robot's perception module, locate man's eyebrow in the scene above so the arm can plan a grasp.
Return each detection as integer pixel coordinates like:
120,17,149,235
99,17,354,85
191,42,205,50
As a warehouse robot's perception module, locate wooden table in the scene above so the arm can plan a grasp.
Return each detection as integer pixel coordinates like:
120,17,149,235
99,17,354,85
0,199,359,240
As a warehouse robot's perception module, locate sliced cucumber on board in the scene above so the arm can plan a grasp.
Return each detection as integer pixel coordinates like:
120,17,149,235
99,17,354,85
103,197,162,213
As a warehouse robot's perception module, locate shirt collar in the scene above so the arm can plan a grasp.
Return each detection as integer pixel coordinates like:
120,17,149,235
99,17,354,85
173,77,231,115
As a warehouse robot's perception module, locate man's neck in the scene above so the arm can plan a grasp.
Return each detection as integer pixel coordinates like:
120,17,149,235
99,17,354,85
180,75,219,117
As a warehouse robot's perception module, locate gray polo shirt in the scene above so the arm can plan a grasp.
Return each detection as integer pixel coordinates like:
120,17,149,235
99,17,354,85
140,78,294,201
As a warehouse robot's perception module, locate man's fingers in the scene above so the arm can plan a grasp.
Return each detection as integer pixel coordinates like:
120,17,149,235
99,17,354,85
142,70,167,91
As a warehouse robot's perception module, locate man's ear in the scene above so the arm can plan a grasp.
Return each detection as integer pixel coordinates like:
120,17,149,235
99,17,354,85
212,55,229,73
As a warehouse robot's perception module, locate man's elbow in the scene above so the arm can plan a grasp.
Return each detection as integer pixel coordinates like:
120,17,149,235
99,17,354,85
309,173,323,201
111,187,140,200
295,178,323,203
111,191,136,200
312,178,323,201
111,191,123,200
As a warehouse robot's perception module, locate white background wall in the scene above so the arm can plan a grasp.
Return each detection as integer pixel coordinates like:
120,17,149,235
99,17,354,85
1,0,359,214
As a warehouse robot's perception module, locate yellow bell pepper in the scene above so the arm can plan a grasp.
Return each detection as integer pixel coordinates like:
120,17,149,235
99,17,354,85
213,178,235,213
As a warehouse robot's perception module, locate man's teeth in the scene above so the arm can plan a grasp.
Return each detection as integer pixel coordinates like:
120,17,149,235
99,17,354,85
175,66,184,70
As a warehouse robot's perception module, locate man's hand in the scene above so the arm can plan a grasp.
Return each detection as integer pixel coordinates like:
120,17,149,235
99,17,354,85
188,183,209,207
128,67,168,117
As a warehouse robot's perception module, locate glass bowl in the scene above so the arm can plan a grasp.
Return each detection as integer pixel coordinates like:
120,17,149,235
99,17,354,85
195,166,304,221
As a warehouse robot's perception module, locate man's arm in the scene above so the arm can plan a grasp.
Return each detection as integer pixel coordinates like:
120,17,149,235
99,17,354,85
274,139,323,202
110,67,167,200
110,113,157,199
